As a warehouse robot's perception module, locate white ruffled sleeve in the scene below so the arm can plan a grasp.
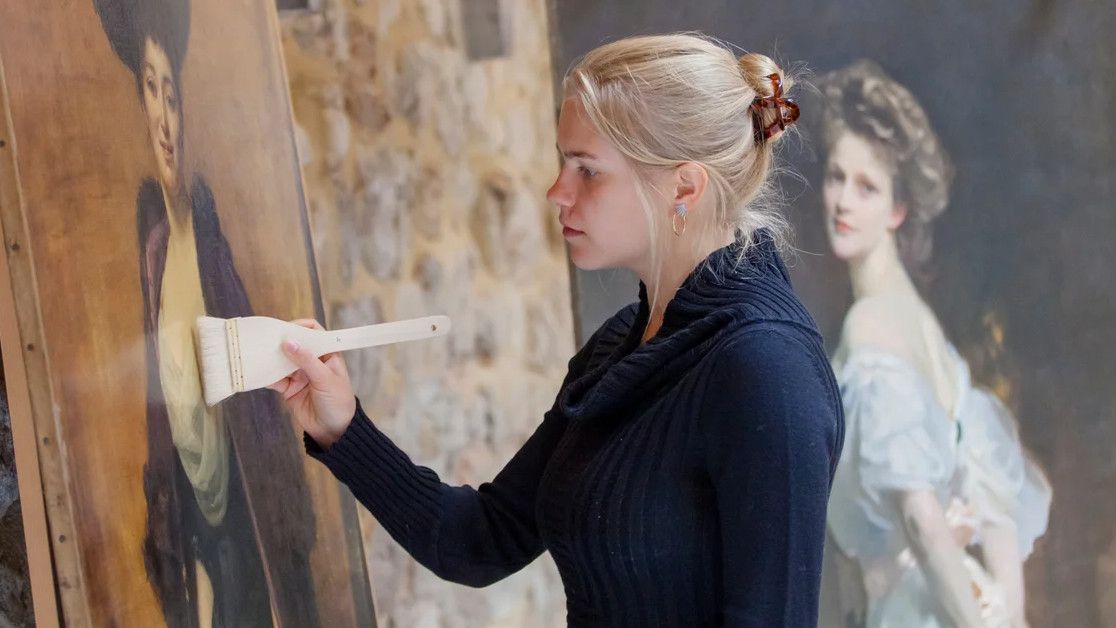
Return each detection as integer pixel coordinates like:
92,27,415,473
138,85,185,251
957,388,1052,559
828,352,958,560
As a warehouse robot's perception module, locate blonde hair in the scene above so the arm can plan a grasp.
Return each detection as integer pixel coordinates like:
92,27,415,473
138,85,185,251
563,33,796,306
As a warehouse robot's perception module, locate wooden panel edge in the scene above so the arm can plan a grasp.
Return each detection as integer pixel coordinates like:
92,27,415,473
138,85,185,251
264,3,378,626
0,135,59,628
0,52,91,628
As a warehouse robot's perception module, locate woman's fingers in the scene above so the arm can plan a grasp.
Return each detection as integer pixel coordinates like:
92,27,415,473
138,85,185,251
289,318,325,331
282,340,332,386
321,351,351,376
267,371,311,407
283,319,340,384
288,369,309,395
330,353,350,377
283,376,310,401
267,366,309,393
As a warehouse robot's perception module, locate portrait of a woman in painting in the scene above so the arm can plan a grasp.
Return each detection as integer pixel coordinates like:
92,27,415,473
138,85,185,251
92,0,320,624
816,59,1053,628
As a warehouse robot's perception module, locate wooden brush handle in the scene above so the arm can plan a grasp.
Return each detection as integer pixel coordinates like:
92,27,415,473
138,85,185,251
302,315,450,356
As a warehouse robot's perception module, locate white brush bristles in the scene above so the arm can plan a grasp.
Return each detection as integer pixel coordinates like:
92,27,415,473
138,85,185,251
195,315,237,406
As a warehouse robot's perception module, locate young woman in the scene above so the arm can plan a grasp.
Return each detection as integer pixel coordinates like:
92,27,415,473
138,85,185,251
93,0,319,624
272,34,844,626
817,60,1051,628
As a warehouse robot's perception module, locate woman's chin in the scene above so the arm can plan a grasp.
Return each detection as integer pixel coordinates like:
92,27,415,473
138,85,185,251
568,256,601,272
825,237,861,263
567,249,606,272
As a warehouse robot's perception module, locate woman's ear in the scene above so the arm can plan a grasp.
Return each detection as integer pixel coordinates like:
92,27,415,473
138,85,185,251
888,202,908,231
673,162,709,211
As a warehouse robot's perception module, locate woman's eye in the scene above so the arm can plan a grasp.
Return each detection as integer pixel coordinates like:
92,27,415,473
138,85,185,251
826,170,843,184
167,94,178,110
578,166,597,179
859,182,877,195
146,78,156,93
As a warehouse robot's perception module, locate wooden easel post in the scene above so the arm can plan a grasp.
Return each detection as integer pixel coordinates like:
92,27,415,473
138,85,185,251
0,54,67,628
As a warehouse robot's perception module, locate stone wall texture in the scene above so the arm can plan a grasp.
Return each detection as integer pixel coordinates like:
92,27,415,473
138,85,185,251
279,1,574,625
0,372,33,627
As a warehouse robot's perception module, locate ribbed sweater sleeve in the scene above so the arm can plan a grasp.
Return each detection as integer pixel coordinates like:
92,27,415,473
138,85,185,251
303,322,613,588
305,398,566,587
698,324,843,627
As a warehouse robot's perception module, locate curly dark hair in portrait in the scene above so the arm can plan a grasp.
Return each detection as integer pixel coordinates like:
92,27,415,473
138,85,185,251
94,0,191,95
818,59,954,272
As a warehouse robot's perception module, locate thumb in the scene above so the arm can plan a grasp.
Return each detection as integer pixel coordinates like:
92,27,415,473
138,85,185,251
282,339,332,386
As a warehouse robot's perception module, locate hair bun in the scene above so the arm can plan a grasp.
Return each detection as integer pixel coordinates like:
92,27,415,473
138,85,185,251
739,54,797,143
737,53,793,97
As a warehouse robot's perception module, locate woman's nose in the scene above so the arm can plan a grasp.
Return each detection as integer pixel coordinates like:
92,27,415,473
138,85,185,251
159,99,171,137
834,182,855,214
546,173,574,209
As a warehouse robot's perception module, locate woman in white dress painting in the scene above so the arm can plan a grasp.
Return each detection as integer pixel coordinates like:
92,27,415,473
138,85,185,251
816,59,1052,628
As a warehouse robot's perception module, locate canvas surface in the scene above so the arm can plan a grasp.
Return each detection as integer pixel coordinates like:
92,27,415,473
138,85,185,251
0,1,373,625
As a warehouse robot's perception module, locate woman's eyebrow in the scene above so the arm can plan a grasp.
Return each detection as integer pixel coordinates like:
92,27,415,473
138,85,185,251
556,145,598,160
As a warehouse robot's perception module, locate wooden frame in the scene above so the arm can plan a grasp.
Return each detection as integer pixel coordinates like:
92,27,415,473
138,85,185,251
0,55,66,628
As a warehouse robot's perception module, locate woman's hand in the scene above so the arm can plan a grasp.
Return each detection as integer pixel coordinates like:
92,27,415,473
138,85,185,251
267,319,357,449
944,498,978,548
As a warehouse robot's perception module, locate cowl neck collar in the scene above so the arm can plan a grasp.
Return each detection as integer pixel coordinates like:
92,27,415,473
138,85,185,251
557,230,818,424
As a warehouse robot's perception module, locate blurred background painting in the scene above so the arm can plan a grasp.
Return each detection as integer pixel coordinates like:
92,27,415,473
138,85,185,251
555,1,1116,625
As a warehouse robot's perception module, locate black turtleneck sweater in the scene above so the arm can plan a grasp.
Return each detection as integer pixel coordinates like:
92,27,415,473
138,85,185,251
306,234,845,627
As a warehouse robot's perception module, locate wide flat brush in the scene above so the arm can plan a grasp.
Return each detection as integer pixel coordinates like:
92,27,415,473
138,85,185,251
195,314,450,406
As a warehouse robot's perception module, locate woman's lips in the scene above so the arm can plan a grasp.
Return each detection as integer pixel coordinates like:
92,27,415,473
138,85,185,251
833,218,854,235
562,226,584,237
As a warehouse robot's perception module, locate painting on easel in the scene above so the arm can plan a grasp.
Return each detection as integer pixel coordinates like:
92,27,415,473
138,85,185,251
0,0,373,625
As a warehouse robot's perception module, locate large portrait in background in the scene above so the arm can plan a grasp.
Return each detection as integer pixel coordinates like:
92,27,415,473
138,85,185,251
785,11,1116,626
0,0,373,625
554,1,1116,625
812,60,1052,628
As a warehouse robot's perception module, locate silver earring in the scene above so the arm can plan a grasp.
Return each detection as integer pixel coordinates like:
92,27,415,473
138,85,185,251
672,203,687,236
